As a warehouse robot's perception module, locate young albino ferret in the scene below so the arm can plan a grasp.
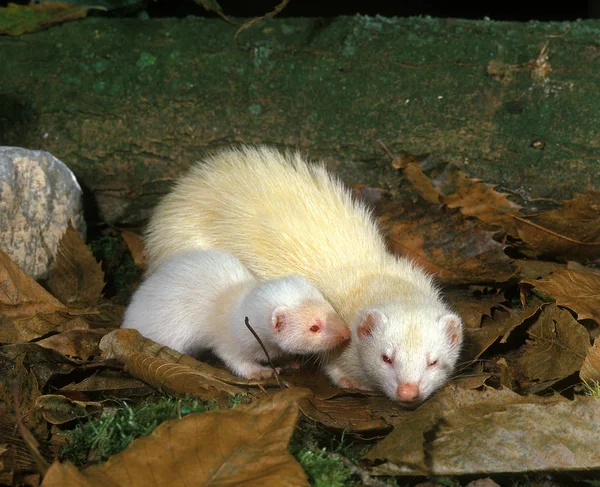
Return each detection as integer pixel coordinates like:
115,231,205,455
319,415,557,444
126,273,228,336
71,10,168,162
145,146,463,404
121,249,350,379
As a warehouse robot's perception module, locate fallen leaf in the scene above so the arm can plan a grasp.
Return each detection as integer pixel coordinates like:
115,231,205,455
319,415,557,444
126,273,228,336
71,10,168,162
0,250,65,318
446,288,506,329
433,165,522,232
523,267,600,323
580,339,600,383
0,2,106,36
42,388,310,487
464,300,543,362
379,201,516,284
59,370,153,399
35,395,102,425
368,385,600,476
100,328,273,387
514,259,565,281
47,224,105,308
514,191,600,261
298,395,394,436
120,231,146,269
0,343,78,392
36,330,107,361
516,305,590,382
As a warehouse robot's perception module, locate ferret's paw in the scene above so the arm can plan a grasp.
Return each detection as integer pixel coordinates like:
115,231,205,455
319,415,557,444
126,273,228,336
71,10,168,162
283,360,302,370
324,364,372,390
236,363,280,380
338,377,373,390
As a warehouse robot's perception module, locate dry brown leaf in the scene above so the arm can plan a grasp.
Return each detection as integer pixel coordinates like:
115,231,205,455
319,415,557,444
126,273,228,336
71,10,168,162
523,267,600,323
120,231,146,269
59,370,152,398
35,395,102,425
1,343,79,393
100,328,272,387
298,395,394,435
516,305,589,382
36,330,107,361
41,460,99,487
47,224,105,308
514,259,565,281
0,250,65,318
463,299,543,362
124,351,246,404
514,191,600,261
580,339,600,383
435,167,522,233
42,388,310,487
378,201,516,284
445,288,506,329
368,385,600,476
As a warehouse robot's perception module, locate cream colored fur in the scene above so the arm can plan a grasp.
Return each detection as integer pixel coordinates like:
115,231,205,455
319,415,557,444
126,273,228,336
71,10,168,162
145,147,463,402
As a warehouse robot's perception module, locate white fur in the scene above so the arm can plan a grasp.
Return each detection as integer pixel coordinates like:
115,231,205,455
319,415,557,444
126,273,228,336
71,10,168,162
144,146,463,402
122,249,349,380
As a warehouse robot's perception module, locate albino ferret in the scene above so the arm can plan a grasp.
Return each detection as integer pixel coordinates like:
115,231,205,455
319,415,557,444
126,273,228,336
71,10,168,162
121,249,350,380
145,146,463,403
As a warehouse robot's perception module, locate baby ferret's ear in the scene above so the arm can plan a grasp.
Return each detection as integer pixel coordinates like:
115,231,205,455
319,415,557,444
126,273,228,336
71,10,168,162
440,314,463,346
357,310,386,340
272,306,291,333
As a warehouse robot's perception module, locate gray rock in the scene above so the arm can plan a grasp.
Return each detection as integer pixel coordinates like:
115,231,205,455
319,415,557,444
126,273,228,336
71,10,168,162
0,147,85,279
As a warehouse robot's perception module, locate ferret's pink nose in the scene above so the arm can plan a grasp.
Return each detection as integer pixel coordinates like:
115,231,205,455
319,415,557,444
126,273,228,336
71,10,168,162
397,382,420,402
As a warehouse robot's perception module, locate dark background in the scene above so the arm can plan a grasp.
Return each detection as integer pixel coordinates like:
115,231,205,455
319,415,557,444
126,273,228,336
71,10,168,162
2,0,600,20
148,0,599,20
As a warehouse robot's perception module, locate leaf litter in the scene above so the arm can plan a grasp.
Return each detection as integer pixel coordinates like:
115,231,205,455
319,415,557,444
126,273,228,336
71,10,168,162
0,151,599,486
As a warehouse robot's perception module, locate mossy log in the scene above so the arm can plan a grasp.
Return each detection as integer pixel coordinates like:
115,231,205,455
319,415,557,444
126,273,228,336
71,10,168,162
1,16,598,224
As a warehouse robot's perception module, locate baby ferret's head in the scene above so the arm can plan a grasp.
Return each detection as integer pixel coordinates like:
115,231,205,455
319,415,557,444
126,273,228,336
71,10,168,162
257,276,351,354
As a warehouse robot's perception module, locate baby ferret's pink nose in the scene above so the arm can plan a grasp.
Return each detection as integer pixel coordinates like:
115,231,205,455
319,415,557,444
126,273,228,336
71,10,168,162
397,382,420,402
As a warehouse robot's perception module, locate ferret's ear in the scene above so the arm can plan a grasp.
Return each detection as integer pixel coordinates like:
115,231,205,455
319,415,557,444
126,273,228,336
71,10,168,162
272,306,290,333
357,310,385,340
440,314,463,346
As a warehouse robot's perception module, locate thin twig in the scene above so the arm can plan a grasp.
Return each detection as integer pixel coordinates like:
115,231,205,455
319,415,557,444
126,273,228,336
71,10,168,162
235,0,290,38
245,317,283,389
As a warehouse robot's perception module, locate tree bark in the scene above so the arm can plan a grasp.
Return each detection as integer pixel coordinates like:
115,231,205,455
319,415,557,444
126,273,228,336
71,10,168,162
1,16,598,224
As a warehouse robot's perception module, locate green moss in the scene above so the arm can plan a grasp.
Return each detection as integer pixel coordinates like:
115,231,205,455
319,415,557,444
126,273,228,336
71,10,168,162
61,395,220,467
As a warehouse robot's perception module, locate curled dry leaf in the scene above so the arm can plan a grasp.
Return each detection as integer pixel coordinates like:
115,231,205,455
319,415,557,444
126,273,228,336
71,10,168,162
123,352,246,404
523,267,600,323
445,288,506,329
463,300,543,362
580,339,600,383
0,250,65,318
100,328,273,387
60,370,152,399
514,191,600,261
516,305,590,382
41,388,310,487
47,224,105,308
35,395,102,425
368,385,600,476
120,231,146,269
36,330,107,361
298,395,394,436
379,201,516,284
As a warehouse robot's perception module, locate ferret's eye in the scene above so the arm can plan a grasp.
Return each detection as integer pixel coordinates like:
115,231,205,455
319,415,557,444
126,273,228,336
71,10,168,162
310,325,320,333
382,354,393,364
428,359,438,367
